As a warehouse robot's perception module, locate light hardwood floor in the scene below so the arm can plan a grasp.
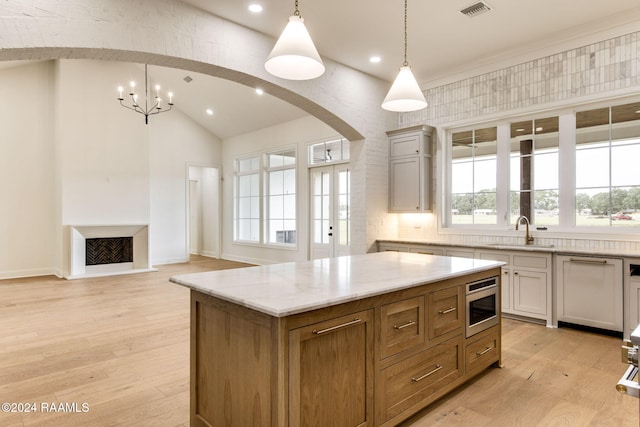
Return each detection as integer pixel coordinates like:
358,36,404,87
0,256,638,426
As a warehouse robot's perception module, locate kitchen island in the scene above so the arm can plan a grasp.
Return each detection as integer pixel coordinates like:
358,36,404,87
170,251,503,426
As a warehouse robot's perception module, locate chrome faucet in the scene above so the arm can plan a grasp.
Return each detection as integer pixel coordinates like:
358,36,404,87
515,215,535,245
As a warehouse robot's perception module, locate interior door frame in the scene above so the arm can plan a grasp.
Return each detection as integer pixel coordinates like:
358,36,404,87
186,163,222,260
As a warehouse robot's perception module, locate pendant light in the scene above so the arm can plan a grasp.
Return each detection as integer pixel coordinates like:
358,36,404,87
265,0,325,80
382,0,427,112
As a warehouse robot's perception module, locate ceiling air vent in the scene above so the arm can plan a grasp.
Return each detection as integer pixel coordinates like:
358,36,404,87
183,75,193,83
460,1,492,18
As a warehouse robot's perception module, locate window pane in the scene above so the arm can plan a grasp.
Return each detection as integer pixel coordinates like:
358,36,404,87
576,147,609,188
269,195,284,218
265,149,296,244
269,153,283,168
239,175,252,197
474,159,496,192
534,152,558,190
452,161,473,194
576,103,640,227
450,127,497,225
283,168,296,194
238,157,258,173
283,194,295,218
612,145,640,187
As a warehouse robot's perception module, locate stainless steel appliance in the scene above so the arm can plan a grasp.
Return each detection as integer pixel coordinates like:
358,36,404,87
465,276,499,338
617,324,640,397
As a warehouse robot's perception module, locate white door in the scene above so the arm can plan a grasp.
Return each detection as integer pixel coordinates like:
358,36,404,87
310,165,351,259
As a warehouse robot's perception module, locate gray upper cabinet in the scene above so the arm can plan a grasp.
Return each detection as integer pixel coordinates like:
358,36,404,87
387,125,434,212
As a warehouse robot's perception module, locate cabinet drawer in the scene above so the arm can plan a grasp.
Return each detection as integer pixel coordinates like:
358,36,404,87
379,336,462,422
465,327,500,375
380,296,425,359
479,252,510,264
428,286,463,340
408,246,444,256
513,254,547,269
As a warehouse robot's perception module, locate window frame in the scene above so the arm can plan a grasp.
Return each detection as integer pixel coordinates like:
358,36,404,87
233,154,262,244
441,98,640,236
263,147,298,248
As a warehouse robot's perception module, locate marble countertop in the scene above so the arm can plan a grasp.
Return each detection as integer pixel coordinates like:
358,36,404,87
377,239,640,258
170,252,503,318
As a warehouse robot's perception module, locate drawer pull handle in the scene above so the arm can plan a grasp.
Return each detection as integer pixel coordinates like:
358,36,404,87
476,346,492,356
393,320,416,330
438,307,456,315
412,365,442,382
568,257,607,264
313,318,361,335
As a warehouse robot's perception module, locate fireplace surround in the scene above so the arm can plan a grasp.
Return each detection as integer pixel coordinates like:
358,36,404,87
67,225,154,279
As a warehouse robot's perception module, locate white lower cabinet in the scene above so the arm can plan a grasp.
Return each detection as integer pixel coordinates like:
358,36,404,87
479,250,552,326
555,255,623,332
622,259,640,339
512,270,547,316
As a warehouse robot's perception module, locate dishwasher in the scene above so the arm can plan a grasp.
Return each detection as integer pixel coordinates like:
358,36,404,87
555,255,623,333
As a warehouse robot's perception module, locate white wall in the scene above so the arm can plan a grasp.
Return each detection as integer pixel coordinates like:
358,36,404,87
0,62,56,278
150,107,221,264
222,116,339,265
0,59,221,279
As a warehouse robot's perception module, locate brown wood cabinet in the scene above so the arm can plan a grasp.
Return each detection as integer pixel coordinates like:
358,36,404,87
189,267,502,426
289,310,374,426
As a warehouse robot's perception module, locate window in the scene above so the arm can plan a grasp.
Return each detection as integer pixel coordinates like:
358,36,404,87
234,156,260,242
265,149,297,245
509,117,559,226
450,127,497,225
576,103,640,227
446,100,640,231
308,138,350,165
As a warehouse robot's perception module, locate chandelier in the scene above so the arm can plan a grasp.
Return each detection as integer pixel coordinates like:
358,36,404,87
117,64,174,124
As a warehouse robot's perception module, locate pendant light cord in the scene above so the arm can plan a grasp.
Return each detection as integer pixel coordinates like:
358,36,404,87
294,0,300,16
403,0,408,66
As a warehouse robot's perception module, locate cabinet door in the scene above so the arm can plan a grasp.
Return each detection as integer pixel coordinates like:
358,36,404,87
389,157,420,212
628,281,640,337
556,256,623,331
513,270,547,317
289,310,374,427
501,268,512,312
390,132,421,158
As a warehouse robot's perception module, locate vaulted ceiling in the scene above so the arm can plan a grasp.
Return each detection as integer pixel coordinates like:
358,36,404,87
6,1,640,139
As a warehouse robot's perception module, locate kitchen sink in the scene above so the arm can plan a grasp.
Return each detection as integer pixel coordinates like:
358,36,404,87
487,243,555,248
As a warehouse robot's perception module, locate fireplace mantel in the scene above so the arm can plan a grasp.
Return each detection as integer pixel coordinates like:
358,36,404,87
66,225,155,279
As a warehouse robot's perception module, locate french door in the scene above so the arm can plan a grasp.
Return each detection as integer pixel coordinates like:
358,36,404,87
309,165,351,259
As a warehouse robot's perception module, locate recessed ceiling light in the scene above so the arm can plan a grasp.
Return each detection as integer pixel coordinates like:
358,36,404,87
206,108,214,116
255,88,264,95
370,56,381,63
248,4,263,13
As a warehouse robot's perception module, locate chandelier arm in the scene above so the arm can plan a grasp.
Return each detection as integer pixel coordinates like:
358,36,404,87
119,100,146,115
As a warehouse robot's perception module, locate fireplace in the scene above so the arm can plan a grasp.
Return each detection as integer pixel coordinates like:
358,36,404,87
86,237,134,266
67,225,154,279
